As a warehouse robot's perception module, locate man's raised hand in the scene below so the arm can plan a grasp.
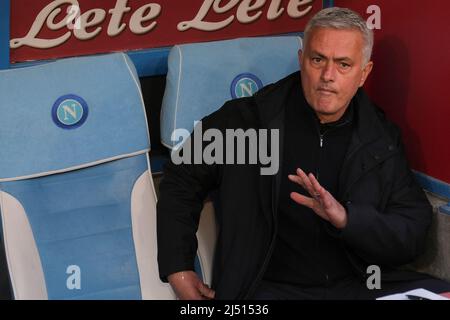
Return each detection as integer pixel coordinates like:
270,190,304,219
288,168,348,229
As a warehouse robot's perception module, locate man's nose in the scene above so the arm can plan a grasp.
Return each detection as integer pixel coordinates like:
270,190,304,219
320,61,336,82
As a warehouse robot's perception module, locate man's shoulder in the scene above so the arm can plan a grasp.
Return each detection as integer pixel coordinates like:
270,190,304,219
372,103,402,142
254,71,300,100
356,89,403,144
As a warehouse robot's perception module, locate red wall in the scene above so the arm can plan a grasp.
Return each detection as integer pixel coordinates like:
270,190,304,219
336,0,450,183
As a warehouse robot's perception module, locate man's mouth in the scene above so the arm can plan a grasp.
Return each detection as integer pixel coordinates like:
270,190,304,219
317,87,337,94
317,88,337,95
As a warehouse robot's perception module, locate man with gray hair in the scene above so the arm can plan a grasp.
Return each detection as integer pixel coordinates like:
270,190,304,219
157,7,450,299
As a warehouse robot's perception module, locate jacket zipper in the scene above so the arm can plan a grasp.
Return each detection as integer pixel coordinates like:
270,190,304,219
316,121,351,285
316,130,328,285
316,133,324,180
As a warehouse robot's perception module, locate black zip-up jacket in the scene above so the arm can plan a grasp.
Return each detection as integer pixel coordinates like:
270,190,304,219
157,71,432,299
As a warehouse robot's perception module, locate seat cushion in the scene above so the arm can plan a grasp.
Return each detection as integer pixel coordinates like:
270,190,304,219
0,155,149,299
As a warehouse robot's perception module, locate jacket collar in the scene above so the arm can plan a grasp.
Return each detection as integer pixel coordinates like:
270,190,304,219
338,89,399,199
350,88,387,149
253,72,299,130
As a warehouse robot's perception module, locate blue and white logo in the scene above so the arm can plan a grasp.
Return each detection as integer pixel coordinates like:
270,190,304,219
230,73,263,99
52,94,88,129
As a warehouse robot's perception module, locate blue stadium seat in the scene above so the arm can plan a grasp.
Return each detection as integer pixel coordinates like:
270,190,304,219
0,53,175,299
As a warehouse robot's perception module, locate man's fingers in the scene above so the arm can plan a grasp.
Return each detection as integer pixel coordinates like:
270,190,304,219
198,283,215,299
308,173,325,196
290,171,339,224
308,173,335,208
290,192,315,209
288,174,304,187
168,271,208,300
297,169,317,197
291,192,330,221
289,169,323,202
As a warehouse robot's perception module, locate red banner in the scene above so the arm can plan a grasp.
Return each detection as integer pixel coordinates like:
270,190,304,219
336,0,450,183
10,0,323,63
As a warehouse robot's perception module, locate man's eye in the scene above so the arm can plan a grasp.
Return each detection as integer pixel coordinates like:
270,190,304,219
340,62,350,68
312,57,322,63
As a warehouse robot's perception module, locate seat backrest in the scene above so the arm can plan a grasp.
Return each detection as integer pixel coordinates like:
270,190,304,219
0,53,175,300
161,36,302,149
160,36,302,286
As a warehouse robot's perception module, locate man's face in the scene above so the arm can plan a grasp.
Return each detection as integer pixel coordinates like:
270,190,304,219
299,27,373,123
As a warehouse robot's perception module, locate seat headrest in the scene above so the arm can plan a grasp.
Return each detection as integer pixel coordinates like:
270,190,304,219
0,53,150,182
160,36,302,149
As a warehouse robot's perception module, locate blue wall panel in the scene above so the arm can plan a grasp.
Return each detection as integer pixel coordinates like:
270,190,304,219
0,0,10,69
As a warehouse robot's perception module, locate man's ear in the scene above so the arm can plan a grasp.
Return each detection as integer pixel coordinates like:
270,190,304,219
359,61,374,87
298,49,303,68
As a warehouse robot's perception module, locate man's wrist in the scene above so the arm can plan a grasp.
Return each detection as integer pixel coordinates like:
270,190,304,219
334,206,348,229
